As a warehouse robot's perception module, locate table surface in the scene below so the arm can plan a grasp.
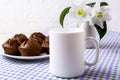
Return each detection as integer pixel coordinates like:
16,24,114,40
0,32,120,80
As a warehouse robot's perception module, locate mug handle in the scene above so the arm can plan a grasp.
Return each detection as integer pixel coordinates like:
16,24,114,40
85,37,99,66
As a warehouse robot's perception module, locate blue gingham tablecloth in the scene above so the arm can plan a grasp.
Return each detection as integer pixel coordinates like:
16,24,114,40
99,32,120,49
0,32,120,80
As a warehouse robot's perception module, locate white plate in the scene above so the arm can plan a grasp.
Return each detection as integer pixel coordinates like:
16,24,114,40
2,53,49,60
0,46,49,60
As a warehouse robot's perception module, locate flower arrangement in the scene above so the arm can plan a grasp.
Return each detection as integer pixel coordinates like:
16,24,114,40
59,1,111,39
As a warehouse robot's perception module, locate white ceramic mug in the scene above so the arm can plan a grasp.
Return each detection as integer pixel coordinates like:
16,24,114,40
49,28,99,78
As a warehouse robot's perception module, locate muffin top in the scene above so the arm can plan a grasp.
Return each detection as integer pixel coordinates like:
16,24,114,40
13,33,28,44
29,32,46,45
2,38,20,48
42,36,49,48
19,39,41,49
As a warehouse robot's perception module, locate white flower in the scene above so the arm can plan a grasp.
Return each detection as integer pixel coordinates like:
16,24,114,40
69,3,92,25
90,3,112,28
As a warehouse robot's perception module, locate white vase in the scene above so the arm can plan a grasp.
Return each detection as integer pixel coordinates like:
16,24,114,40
80,22,96,49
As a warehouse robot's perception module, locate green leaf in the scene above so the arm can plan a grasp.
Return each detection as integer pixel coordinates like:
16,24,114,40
100,2,108,6
86,2,108,7
94,21,107,40
59,7,71,27
86,2,95,7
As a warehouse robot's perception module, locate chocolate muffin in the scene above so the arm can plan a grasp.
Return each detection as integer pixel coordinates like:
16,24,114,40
42,36,49,54
2,38,21,55
13,33,28,44
29,32,46,45
19,39,42,56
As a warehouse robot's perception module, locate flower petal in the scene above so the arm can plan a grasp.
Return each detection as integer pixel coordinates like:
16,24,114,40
103,14,112,21
96,20,104,29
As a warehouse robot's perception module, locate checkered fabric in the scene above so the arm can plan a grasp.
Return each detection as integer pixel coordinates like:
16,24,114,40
0,32,120,80
99,32,120,49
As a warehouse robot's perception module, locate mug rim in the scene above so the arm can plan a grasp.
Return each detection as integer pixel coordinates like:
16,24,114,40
49,28,84,34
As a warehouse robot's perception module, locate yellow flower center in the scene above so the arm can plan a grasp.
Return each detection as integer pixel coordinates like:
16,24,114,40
77,9,85,16
96,12,103,19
